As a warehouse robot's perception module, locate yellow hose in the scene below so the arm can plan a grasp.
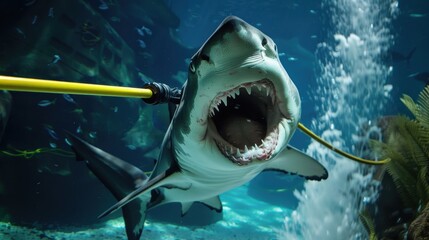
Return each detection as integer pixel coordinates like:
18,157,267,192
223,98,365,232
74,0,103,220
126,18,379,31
298,123,390,165
0,75,390,165
0,75,152,98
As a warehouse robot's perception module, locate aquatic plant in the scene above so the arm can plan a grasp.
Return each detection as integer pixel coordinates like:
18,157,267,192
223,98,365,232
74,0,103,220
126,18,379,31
374,86,429,215
359,209,377,240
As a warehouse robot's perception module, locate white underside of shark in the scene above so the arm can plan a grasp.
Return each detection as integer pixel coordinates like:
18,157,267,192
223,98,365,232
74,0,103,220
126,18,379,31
68,16,328,240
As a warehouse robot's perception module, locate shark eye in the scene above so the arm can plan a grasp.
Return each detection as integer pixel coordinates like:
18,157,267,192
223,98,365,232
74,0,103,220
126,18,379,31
201,53,210,62
189,62,196,73
274,44,277,52
261,37,268,47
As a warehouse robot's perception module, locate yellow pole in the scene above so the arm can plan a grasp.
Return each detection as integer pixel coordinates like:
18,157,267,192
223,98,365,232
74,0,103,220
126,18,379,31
0,75,153,98
0,75,390,165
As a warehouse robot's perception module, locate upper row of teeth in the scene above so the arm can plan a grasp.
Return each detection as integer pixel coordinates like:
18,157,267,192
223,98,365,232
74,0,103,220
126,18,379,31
209,83,275,117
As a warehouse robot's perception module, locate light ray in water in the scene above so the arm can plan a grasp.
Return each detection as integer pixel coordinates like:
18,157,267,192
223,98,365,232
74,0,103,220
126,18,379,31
281,1,398,239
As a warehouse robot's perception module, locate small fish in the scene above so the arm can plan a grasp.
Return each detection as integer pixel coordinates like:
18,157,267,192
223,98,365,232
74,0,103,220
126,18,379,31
110,16,120,22
31,15,38,25
267,188,288,193
309,9,317,14
89,131,97,139
44,125,59,140
38,99,56,107
144,27,153,35
49,142,57,148
76,125,82,134
136,28,144,37
24,0,36,6
287,57,298,61
278,52,286,57
48,7,54,17
48,54,61,66
409,13,426,18
137,39,146,49
99,0,108,10
71,108,83,114
112,106,118,113
310,35,318,39
126,144,137,150
136,26,152,36
65,138,72,146
276,188,288,193
15,27,26,38
63,94,77,104
409,72,429,85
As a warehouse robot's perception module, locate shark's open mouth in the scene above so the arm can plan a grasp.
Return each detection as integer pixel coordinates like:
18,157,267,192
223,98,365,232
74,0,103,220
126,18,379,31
208,79,282,165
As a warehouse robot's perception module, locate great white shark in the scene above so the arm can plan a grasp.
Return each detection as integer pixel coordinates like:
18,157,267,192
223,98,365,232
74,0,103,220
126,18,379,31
67,16,328,240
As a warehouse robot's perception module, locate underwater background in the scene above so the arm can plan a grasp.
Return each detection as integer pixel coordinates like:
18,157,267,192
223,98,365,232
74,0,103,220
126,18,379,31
0,0,428,239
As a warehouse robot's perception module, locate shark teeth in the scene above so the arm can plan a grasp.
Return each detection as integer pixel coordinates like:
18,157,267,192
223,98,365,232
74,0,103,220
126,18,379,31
245,85,252,95
208,79,275,117
215,127,279,165
208,79,281,165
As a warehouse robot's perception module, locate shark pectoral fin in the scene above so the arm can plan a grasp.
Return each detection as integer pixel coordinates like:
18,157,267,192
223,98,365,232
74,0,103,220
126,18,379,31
266,145,328,181
98,168,180,219
200,196,223,212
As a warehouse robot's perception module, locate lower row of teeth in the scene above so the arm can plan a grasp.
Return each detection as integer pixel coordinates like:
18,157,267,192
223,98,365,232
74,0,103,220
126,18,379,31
218,129,278,161
226,141,267,155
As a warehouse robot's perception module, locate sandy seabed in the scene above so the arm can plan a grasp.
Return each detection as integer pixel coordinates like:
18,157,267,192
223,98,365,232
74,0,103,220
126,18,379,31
0,184,291,240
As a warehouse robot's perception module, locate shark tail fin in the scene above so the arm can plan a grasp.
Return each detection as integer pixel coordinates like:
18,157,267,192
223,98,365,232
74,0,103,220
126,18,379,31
66,132,151,240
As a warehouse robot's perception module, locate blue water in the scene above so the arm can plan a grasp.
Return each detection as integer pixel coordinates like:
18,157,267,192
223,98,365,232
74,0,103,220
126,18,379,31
0,0,428,239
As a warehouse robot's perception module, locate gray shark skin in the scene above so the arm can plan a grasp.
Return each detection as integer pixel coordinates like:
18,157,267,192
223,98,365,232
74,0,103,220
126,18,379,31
70,16,328,240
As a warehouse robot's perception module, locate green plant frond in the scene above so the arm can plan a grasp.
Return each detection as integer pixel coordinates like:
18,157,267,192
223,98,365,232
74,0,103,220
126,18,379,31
401,94,419,118
385,149,420,208
359,209,377,240
416,85,429,129
415,125,429,162
384,118,425,166
375,86,429,216
416,166,429,210
404,120,429,166
384,116,427,167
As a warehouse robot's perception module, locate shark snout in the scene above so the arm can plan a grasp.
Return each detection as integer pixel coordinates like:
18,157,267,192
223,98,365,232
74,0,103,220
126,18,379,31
197,16,274,65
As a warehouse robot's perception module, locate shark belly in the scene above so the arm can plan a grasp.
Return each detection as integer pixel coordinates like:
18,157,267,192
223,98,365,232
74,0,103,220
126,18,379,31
167,137,264,203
